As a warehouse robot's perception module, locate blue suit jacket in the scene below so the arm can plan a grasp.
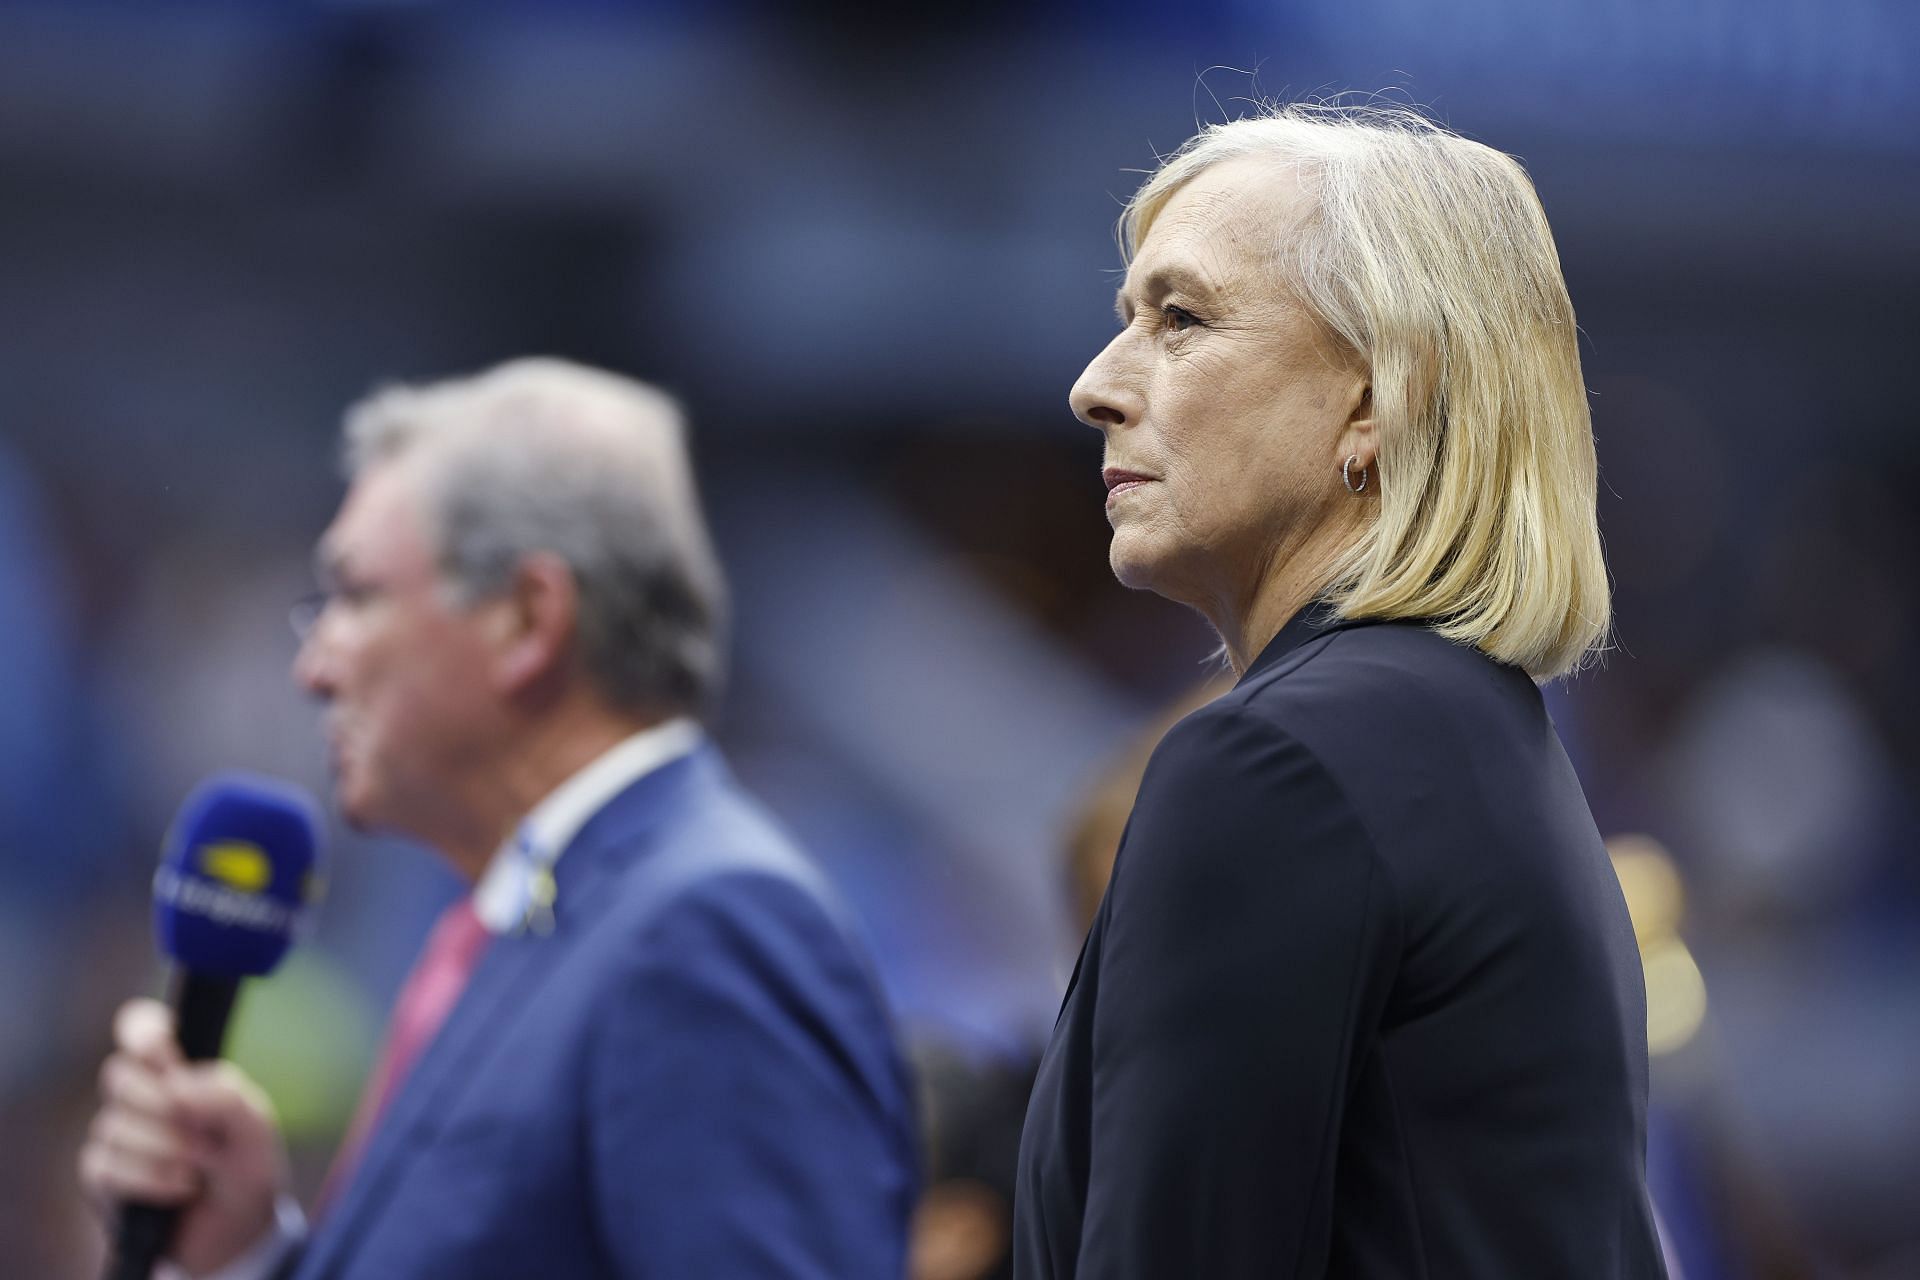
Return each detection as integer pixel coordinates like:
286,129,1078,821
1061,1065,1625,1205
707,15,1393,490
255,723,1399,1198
295,746,918,1279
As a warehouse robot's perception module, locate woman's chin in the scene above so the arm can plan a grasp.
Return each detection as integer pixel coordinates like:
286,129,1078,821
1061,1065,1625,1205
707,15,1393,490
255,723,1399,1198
1108,543,1156,592
1108,531,1179,596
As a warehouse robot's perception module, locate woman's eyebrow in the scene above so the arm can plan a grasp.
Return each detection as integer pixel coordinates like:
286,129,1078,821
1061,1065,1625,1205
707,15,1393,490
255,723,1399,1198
1115,264,1225,320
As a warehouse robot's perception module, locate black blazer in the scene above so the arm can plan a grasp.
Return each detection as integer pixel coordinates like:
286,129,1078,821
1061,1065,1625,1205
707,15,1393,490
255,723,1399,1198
1013,611,1666,1278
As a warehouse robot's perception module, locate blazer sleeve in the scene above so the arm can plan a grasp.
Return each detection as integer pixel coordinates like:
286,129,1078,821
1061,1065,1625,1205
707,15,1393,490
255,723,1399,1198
584,873,914,1279
1078,705,1399,1277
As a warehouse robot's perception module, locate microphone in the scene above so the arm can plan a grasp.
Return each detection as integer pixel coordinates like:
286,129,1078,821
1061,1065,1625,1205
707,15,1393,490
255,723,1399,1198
105,773,325,1280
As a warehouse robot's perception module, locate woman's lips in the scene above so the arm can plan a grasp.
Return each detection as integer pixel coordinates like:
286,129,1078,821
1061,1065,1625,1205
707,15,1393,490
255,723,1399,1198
1103,468,1157,503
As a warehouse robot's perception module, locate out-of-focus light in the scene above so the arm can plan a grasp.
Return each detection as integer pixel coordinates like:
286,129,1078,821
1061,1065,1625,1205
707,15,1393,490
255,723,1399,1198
1642,937,1708,1057
1608,833,1686,944
1605,833,1708,1056
223,950,381,1140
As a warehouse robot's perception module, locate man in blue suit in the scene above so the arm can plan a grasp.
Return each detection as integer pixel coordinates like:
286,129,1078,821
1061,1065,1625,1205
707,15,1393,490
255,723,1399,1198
80,359,919,1278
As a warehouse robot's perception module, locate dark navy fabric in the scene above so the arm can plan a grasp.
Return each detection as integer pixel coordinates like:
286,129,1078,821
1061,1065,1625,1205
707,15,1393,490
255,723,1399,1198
1014,612,1666,1279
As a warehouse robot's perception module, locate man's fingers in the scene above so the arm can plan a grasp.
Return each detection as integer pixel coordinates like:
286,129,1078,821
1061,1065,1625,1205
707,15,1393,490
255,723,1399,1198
169,1060,274,1135
99,1053,174,1119
78,1137,202,1211
113,999,182,1071
89,1105,203,1166
100,1041,271,1143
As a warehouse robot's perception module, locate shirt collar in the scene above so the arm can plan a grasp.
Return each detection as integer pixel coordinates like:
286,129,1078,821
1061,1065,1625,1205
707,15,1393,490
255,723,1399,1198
471,717,703,933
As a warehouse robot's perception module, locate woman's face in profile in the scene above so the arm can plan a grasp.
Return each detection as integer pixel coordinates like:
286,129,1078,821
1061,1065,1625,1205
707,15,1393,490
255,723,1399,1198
1070,157,1368,623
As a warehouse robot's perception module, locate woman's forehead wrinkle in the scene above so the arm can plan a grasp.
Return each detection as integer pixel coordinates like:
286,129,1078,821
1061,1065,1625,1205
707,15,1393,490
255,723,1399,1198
1126,165,1308,316
1134,221,1234,296
1170,174,1300,297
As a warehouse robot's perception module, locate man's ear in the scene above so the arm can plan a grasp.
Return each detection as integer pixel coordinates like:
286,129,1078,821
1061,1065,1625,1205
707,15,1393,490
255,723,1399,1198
489,552,579,697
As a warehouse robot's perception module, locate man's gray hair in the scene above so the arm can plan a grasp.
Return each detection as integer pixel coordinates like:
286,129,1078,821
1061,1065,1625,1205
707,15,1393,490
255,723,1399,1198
342,357,727,715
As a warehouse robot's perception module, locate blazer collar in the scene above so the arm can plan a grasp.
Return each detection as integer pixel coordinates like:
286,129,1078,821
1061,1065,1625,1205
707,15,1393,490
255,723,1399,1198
1239,602,1388,684
471,720,702,932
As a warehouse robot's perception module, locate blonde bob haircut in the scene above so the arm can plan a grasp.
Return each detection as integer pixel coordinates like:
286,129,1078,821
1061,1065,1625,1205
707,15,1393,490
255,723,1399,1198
1121,103,1610,678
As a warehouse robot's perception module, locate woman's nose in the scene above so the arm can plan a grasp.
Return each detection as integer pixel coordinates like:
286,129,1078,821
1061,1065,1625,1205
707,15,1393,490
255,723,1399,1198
1069,333,1145,430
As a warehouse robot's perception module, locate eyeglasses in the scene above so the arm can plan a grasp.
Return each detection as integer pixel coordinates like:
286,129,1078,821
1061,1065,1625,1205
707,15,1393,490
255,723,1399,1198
289,591,328,642
289,582,385,641
290,575,439,640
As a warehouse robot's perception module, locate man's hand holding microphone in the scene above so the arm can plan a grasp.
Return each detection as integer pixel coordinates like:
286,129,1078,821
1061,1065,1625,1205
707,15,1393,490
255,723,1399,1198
78,773,323,1280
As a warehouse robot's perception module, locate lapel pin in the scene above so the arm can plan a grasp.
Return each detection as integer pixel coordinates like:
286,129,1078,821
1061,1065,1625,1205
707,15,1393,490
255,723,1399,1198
521,864,557,937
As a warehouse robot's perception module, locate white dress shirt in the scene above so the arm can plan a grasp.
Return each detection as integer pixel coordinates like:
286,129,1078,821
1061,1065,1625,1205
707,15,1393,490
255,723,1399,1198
471,717,702,934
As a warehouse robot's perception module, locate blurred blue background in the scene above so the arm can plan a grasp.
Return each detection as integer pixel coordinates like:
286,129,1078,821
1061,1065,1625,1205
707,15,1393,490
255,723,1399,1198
1,1,1915,1276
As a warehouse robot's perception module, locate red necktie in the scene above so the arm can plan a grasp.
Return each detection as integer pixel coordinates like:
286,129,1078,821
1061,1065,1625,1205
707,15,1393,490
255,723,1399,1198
318,898,493,1212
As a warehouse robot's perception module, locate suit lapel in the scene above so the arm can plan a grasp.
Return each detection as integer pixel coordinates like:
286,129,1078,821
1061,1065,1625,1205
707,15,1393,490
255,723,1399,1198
299,750,710,1279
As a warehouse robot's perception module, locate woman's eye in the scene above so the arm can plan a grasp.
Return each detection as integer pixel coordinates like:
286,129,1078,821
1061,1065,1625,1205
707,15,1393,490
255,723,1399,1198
1161,306,1198,334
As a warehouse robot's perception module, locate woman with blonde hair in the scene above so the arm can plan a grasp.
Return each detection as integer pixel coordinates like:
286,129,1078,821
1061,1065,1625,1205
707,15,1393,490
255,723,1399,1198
1013,104,1665,1278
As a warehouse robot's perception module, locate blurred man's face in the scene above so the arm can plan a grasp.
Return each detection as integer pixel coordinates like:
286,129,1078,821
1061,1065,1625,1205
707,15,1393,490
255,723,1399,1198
293,456,505,842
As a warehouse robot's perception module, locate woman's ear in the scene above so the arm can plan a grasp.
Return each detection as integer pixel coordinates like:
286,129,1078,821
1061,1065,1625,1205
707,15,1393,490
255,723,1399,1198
1337,383,1377,474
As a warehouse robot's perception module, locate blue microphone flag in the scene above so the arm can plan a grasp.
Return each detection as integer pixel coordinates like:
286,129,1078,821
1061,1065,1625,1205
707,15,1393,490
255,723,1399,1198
153,772,324,977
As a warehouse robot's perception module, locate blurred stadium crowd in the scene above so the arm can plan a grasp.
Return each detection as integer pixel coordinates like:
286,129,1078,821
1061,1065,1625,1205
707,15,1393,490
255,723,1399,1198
1,2,1915,1277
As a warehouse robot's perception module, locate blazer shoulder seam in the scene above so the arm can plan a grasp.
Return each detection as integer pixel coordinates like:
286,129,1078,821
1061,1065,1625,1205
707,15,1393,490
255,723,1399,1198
1200,703,1408,957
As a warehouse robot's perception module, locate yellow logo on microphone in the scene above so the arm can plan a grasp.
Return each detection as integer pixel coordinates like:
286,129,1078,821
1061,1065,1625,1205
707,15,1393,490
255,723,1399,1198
198,841,271,894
